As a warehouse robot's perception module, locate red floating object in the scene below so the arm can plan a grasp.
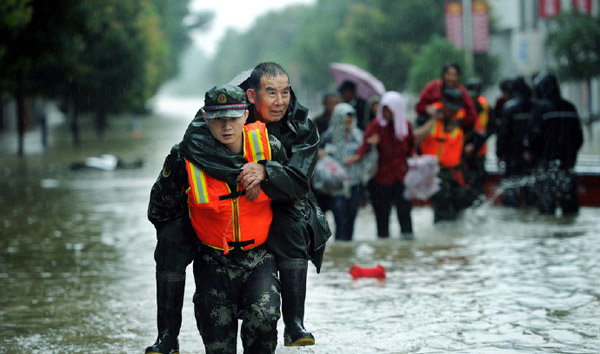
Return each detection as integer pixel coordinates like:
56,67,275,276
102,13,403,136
349,264,386,279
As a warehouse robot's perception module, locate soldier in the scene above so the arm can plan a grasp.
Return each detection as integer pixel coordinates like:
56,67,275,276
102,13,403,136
146,85,287,354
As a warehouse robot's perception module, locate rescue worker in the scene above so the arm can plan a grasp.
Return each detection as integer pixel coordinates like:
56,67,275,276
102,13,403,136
464,78,490,198
530,72,584,215
187,62,330,346
495,76,537,207
146,85,287,354
415,87,474,223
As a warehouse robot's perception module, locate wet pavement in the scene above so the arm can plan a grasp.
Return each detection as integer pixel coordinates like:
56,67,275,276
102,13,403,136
1,97,599,353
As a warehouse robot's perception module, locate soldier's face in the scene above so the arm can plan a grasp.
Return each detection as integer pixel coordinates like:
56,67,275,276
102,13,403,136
247,74,291,123
204,111,249,153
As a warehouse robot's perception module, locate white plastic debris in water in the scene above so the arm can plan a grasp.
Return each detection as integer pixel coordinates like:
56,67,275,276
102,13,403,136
84,154,118,171
40,178,60,189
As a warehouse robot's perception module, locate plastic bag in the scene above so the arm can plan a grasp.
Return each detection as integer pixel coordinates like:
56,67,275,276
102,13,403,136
403,155,440,200
312,155,349,195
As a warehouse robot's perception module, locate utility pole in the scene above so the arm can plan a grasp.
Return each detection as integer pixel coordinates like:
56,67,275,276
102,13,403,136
462,0,474,75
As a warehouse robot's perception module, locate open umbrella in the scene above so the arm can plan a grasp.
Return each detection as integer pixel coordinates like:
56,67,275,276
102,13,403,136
329,62,386,101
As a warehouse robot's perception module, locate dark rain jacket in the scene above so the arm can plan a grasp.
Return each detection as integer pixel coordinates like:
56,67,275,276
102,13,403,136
530,73,583,170
182,88,331,272
496,77,537,176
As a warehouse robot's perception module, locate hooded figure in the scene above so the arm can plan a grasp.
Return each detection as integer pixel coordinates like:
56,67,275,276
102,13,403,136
530,72,583,215
320,103,378,241
531,72,583,169
495,76,538,207
349,91,416,239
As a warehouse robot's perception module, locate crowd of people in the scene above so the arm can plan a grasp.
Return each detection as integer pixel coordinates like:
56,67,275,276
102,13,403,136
313,62,584,242
143,60,584,354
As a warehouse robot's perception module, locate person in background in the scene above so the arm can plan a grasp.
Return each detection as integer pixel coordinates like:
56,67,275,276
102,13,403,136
530,72,584,215
313,91,340,135
347,91,416,240
495,76,537,207
312,91,340,213
464,78,490,198
146,85,286,354
493,78,512,129
338,80,368,130
363,95,381,128
362,95,381,205
415,87,474,223
415,62,477,131
320,103,378,241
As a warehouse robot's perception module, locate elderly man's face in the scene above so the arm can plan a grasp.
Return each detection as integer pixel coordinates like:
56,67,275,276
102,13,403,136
247,74,291,123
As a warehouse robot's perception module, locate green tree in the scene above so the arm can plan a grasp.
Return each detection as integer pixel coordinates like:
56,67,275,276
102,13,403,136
0,0,89,154
406,35,470,93
339,0,446,90
546,11,600,80
208,5,311,86
546,10,600,120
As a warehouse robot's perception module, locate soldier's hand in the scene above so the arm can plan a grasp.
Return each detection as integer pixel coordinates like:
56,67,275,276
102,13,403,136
238,162,266,190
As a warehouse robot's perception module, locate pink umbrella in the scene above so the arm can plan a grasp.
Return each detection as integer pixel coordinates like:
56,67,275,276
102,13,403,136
329,62,386,101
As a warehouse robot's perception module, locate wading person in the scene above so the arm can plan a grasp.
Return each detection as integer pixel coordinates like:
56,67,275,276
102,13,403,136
190,62,331,346
530,72,583,215
319,103,378,241
347,91,416,239
146,85,287,354
415,87,474,223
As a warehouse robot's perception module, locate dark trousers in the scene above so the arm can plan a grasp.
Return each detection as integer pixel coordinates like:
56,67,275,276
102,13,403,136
193,247,280,354
330,184,364,241
535,162,579,215
370,181,413,237
431,168,474,223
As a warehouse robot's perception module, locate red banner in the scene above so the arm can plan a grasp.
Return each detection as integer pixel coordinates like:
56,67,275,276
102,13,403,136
539,0,561,18
445,2,463,48
472,1,489,53
572,0,592,13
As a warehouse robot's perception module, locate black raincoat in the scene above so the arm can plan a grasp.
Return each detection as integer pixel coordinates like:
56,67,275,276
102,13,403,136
496,77,537,176
181,88,331,272
530,72,583,169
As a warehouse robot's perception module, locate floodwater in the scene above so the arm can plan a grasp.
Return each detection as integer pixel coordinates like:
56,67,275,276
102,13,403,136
1,96,599,353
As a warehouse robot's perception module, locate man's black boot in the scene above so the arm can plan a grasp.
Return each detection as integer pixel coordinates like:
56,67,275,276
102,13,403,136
279,259,315,346
145,271,185,354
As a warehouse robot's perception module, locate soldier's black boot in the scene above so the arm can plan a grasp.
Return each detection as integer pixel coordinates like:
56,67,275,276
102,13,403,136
145,271,185,354
279,259,315,346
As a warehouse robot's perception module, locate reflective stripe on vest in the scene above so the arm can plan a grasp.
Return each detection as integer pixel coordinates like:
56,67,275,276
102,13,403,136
419,120,464,168
474,96,489,156
185,122,273,254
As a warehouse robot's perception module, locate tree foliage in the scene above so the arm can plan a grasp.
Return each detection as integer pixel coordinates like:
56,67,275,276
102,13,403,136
0,0,211,152
206,0,498,98
546,11,600,81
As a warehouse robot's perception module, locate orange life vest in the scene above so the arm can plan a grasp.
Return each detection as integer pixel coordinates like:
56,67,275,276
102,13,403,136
419,119,464,168
185,122,273,254
474,96,489,157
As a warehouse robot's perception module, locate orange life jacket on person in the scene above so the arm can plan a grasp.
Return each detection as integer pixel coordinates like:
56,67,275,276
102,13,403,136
185,122,273,255
474,95,489,157
419,119,464,168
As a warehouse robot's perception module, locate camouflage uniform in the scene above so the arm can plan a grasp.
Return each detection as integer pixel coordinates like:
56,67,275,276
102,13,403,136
193,245,280,354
